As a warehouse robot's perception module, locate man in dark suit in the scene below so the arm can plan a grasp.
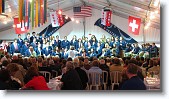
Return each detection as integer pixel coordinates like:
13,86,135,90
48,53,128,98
30,32,36,43
24,33,31,44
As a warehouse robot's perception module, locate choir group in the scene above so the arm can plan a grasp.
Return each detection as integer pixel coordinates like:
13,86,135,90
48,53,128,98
0,32,159,59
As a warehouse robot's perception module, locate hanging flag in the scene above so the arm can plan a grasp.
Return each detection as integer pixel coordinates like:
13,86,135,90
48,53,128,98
0,0,2,14
35,0,39,27
40,0,44,25
57,10,64,26
18,0,24,22
128,16,141,35
27,0,31,29
44,0,47,23
50,12,59,27
1,0,5,13
101,9,112,27
14,17,28,34
31,0,34,28
73,6,92,18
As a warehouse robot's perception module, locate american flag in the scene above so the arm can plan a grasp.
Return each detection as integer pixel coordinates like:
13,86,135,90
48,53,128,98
73,6,92,18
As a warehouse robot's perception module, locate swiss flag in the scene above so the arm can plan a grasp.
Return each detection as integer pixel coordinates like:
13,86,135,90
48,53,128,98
14,17,28,34
128,16,141,35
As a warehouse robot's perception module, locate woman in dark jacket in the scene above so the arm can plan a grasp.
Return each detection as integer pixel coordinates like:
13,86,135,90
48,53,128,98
61,61,83,90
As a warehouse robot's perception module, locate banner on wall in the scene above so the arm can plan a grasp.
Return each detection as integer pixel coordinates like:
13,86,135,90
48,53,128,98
101,9,112,26
39,15,71,37
94,18,137,43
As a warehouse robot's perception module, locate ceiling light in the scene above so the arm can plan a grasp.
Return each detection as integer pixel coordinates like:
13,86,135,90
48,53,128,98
29,0,32,3
3,21,7,24
8,8,12,12
13,25,16,28
71,18,74,21
76,20,79,23
65,16,68,19
154,0,159,7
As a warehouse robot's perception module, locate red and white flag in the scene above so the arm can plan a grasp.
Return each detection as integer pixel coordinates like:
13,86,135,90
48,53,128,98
50,11,64,27
50,12,59,27
14,17,28,34
128,16,141,35
101,9,112,26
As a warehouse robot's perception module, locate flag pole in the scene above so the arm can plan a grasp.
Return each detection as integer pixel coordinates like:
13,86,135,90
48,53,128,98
83,17,86,37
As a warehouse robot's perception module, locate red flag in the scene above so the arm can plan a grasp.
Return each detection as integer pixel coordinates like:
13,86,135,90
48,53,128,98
14,17,28,34
101,9,112,26
128,16,141,35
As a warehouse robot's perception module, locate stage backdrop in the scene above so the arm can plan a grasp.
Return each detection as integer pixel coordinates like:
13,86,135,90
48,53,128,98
0,8,160,44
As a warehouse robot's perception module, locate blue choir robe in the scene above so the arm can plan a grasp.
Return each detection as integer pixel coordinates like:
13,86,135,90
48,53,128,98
30,42,37,50
35,47,42,56
70,39,78,50
89,52,97,57
109,41,115,48
96,47,102,58
115,47,120,57
120,40,127,50
30,36,36,43
125,47,132,53
17,38,24,47
76,42,83,51
10,43,21,54
100,42,105,49
105,49,111,57
115,41,120,47
133,47,141,54
42,47,52,56
91,41,98,49
54,40,61,48
25,49,37,57
52,51,61,57
61,40,70,49
83,41,90,52
60,51,68,59
21,44,29,56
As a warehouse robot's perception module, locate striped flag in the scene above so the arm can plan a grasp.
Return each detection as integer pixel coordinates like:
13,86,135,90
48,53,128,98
73,6,92,18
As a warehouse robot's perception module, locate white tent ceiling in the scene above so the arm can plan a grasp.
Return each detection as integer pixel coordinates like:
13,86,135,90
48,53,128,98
0,0,160,32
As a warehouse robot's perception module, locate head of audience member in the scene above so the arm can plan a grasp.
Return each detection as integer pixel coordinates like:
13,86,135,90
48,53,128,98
128,58,138,65
99,59,105,65
74,57,79,63
66,61,74,72
26,66,39,79
67,57,73,61
149,59,154,67
92,60,100,67
0,69,11,82
126,63,138,79
1,60,9,69
11,55,19,63
84,57,89,64
6,63,19,76
73,61,79,68
18,58,24,66
113,58,121,66
42,60,48,67
49,59,55,66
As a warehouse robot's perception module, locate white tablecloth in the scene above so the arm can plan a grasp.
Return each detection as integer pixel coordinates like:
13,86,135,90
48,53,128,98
47,77,62,90
144,77,160,90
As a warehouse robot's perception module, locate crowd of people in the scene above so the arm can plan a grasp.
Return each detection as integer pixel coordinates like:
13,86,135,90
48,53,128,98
0,32,160,90
0,53,160,90
0,32,159,59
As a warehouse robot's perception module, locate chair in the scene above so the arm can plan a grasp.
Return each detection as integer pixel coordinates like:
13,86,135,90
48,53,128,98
39,71,51,81
88,72,102,90
102,70,108,90
51,70,58,78
110,71,122,90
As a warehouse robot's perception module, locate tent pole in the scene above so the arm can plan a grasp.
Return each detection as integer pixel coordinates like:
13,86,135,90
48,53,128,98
83,17,86,37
